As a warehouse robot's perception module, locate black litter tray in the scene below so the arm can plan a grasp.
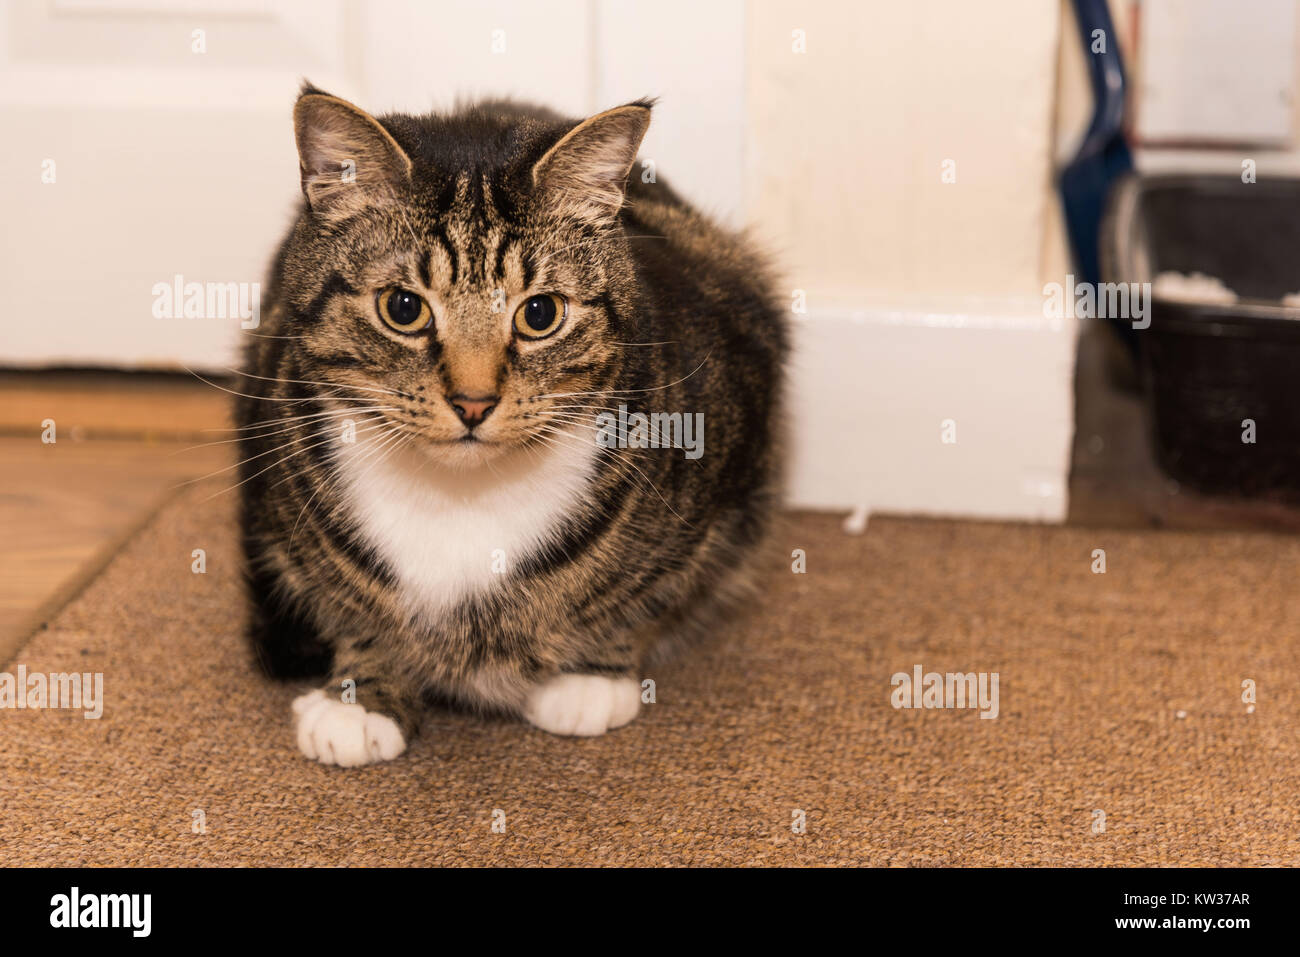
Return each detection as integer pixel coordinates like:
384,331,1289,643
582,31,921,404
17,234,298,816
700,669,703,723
1102,174,1300,498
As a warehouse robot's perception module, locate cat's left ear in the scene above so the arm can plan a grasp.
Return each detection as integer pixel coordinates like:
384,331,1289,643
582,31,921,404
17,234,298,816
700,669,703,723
531,101,651,225
294,87,413,219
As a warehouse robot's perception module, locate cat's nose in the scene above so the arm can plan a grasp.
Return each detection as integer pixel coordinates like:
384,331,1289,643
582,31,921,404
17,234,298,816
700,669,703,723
448,394,498,428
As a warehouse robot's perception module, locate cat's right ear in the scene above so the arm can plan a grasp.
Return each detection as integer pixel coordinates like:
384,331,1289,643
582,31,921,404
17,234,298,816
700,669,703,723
293,88,412,219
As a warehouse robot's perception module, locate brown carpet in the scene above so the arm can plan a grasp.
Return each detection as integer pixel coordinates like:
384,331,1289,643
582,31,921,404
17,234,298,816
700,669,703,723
2,488,1298,867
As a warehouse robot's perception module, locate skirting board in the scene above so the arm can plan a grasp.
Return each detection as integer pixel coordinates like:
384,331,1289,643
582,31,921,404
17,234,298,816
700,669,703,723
785,307,1079,522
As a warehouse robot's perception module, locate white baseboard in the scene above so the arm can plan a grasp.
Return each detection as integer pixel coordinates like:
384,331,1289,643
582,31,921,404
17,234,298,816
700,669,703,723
785,305,1079,522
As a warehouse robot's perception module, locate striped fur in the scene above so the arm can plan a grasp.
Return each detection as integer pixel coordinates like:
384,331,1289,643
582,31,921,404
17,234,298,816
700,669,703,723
237,87,787,760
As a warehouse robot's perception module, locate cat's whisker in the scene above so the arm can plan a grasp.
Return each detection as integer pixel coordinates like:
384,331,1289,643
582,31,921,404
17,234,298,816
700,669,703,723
288,423,411,547
228,367,410,399
537,400,620,409
322,424,416,514
176,409,397,452
180,416,391,489
201,404,393,434
530,423,692,528
197,420,392,503
532,351,712,400
525,410,616,433
533,408,707,471
535,404,621,416
514,435,670,543
527,429,685,532
184,365,395,407
529,412,680,467
285,457,345,547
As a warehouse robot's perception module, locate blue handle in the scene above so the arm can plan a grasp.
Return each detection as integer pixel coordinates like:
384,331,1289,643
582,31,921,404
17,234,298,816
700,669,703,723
1060,0,1136,352
1073,0,1128,163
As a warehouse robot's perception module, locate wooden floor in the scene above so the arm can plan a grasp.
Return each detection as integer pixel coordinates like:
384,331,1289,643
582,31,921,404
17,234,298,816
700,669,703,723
0,371,232,664
2,356,1296,667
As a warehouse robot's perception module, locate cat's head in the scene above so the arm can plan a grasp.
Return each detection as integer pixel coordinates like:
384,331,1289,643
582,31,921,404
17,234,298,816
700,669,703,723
279,85,652,469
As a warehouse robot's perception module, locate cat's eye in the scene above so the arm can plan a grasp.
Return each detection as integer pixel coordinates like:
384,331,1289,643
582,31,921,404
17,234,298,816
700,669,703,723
377,288,433,334
513,294,567,340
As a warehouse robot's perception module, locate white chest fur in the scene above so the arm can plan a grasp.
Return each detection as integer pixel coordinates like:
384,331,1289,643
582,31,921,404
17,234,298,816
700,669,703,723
333,428,598,621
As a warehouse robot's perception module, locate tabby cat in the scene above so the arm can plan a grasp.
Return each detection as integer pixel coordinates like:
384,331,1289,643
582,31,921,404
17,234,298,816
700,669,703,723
236,85,786,766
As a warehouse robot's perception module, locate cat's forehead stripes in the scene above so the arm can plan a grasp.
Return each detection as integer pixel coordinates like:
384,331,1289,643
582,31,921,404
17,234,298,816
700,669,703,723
481,173,518,223
424,217,481,290
451,172,473,208
425,225,459,289
432,180,491,288
497,236,528,290
420,170,532,294
415,250,432,289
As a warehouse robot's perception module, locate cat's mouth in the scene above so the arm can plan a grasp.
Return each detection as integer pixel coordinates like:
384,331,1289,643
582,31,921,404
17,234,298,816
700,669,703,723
417,434,492,445
406,431,518,471
401,418,560,468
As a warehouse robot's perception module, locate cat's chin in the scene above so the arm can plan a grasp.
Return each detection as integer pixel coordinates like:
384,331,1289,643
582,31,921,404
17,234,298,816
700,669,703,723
409,436,519,472
402,424,593,475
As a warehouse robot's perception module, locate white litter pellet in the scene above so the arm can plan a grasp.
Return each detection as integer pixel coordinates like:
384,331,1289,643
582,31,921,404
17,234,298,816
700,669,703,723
842,504,870,535
1152,271,1239,304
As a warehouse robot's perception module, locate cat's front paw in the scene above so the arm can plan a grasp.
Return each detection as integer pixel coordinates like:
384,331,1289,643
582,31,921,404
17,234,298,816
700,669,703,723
523,674,641,737
292,688,407,766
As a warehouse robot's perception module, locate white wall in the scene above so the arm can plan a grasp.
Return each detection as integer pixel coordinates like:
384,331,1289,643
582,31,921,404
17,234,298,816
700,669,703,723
746,0,1062,307
748,0,1075,519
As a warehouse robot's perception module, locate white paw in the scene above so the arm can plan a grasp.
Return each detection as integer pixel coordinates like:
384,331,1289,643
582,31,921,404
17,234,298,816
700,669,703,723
523,674,641,737
291,689,407,767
